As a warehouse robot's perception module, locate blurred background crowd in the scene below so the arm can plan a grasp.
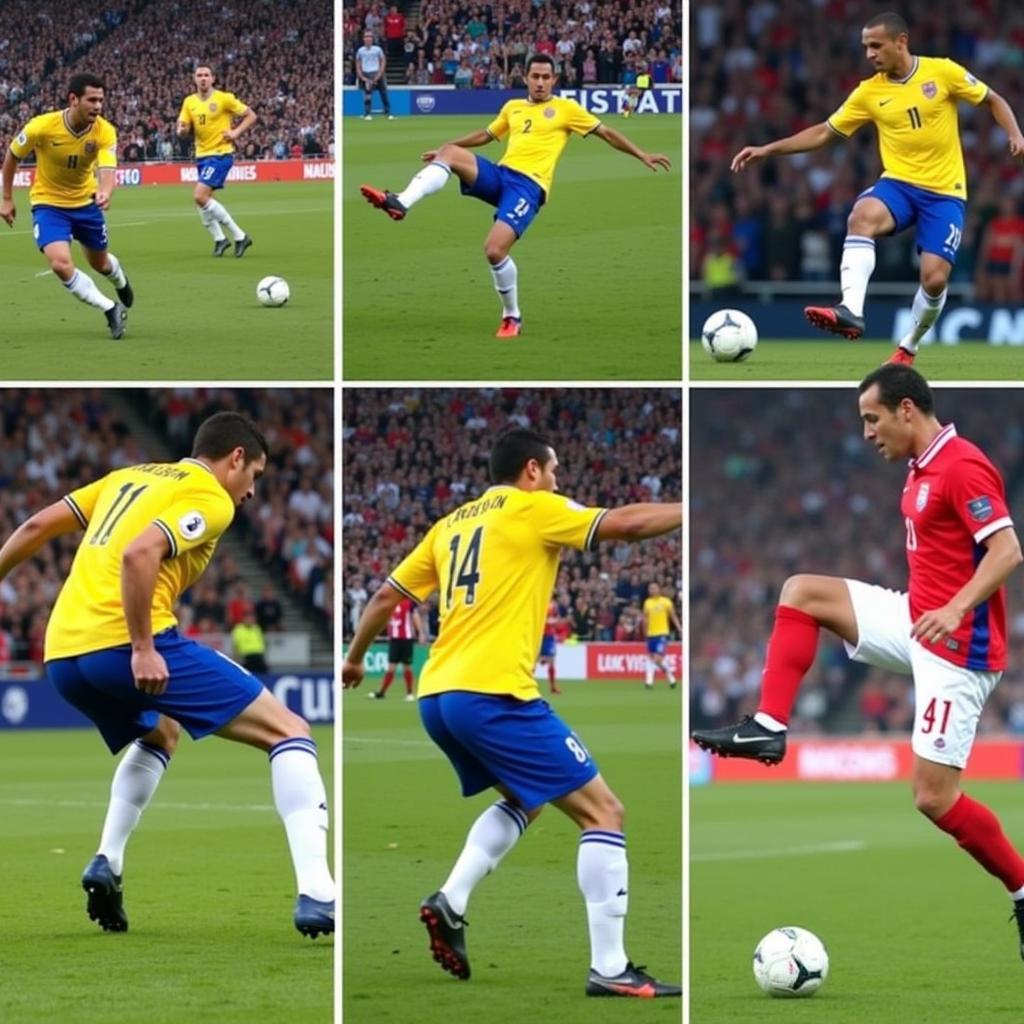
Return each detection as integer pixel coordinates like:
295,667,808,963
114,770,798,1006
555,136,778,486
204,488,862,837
342,388,682,644
690,388,1024,737
0,0,333,163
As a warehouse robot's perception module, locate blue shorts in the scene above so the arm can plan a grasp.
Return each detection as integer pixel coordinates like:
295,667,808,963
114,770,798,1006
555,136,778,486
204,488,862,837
197,154,234,190
419,692,598,811
32,203,108,252
647,635,668,656
461,155,546,238
859,178,966,265
45,628,264,754
539,634,556,659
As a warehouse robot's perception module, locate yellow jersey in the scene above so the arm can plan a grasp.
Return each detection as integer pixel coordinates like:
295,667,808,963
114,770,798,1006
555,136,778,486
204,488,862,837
827,56,988,199
9,110,117,208
178,89,249,157
643,595,674,637
487,96,601,195
46,459,236,660
389,487,606,700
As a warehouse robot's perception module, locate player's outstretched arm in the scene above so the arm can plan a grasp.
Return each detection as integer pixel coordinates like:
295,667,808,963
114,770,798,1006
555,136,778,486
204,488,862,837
596,502,682,542
121,525,172,695
342,581,406,687
984,90,1024,160
0,500,83,580
1,149,19,227
593,123,671,171
731,121,834,173
422,128,492,162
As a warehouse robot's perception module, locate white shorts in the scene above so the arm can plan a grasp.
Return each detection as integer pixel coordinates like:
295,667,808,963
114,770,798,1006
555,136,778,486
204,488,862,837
843,579,1001,769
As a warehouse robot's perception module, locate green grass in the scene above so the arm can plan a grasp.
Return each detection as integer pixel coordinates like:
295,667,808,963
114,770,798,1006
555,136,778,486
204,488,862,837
343,115,682,380
692,781,1024,1021
0,726,333,1024
0,183,332,379
690,340,1023,381
343,680,681,1022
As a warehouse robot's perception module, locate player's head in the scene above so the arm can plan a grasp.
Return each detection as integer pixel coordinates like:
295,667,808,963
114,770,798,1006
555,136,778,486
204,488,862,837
525,53,558,102
194,65,215,92
648,582,661,597
192,412,269,506
67,73,105,122
861,12,910,73
489,428,558,492
857,364,935,461
363,31,374,45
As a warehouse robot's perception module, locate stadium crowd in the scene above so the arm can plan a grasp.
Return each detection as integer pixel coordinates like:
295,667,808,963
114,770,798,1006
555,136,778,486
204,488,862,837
0,0,333,163
690,1,1024,299
689,389,1024,737
0,387,332,669
344,0,682,89
342,388,682,644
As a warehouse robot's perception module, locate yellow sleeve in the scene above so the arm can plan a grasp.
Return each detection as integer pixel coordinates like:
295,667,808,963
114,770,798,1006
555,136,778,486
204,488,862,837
178,98,192,127
63,476,109,527
97,121,118,169
565,99,600,136
152,486,234,558
226,92,249,116
487,103,511,140
530,492,607,552
389,525,440,601
944,59,989,105
827,82,872,137
9,118,39,159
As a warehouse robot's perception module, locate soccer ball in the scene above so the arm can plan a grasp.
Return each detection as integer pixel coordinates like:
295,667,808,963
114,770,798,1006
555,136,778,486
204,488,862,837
257,276,290,307
753,926,829,998
701,308,757,362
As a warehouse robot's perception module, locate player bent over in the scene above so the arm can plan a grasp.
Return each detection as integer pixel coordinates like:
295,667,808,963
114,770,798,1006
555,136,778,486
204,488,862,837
1,73,132,340
360,53,670,339
692,366,1024,959
343,428,682,996
729,12,1024,363
0,412,334,938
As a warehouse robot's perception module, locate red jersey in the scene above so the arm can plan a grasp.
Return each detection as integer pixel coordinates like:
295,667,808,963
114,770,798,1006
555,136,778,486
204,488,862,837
543,600,559,638
387,598,417,640
902,424,1013,671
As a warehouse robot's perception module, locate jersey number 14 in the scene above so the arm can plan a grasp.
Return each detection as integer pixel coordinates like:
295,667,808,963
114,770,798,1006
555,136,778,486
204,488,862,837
446,526,484,609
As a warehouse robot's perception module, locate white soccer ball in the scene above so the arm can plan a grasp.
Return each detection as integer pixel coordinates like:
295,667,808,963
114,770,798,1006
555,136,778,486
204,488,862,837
753,926,829,998
257,275,290,307
701,308,758,362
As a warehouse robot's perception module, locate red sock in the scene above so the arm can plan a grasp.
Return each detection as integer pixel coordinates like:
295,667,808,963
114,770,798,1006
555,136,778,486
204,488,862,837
548,664,555,685
935,793,1024,891
757,605,820,725
403,667,414,693
379,670,395,695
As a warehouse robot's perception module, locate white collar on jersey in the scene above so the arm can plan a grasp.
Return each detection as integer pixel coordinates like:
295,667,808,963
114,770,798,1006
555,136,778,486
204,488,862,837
180,456,215,475
887,55,919,85
910,422,957,469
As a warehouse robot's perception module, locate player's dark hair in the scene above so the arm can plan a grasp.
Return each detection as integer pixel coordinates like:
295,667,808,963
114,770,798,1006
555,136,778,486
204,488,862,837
192,412,269,464
858,365,934,414
864,11,909,38
489,428,554,484
526,53,557,74
68,73,105,98
195,63,214,75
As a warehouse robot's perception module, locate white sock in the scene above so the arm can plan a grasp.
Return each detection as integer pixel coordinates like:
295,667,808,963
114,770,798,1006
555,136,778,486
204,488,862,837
645,659,654,685
665,662,676,684
753,711,788,732
205,198,245,240
441,799,527,916
64,268,114,311
839,235,876,317
1011,884,1024,901
397,160,451,209
97,740,169,875
270,738,334,903
899,286,947,353
100,251,127,288
489,255,520,318
578,830,629,977
198,201,226,240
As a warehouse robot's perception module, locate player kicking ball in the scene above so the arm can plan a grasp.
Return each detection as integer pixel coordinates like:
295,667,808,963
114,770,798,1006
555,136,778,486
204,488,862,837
359,53,670,338
730,12,1024,363
1,73,132,340
692,365,1024,960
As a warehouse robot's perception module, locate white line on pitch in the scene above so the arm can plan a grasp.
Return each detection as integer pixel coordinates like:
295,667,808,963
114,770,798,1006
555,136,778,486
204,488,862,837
0,797,273,812
344,735,434,748
692,840,866,862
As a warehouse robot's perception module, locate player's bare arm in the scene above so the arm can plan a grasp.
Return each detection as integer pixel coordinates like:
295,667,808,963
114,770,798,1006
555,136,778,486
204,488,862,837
1,148,19,226
422,128,493,163
342,581,406,686
597,502,683,542
223,107,257,144
731,121,835,173
593,123,671,172
0,500,83,579
984,89,1024,160
911,526,1023,644
94,166,116,211
121,524,173,695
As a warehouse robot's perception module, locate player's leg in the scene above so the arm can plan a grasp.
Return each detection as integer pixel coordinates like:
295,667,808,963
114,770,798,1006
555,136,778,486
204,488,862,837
361,144,480,221
485,220,523,335
376,660,398,698
193,180,228,253
378,79,393,118
402,659,415,698
644,649,656,688
194,170,249,254
362,80,373,119
82,242,134,309
43,239,110,308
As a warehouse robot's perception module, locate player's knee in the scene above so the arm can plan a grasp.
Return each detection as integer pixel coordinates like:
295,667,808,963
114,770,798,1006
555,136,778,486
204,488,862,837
779,573,819,611
484,239,508,265
49,253,74,278
276,707,311,743
921,266,950,295
584,790,625,832
912,782,955,821
846,207,881,237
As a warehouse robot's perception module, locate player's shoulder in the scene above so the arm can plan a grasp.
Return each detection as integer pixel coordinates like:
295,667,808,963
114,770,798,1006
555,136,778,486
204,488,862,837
25,109,63,134
942,434,1001,476
95,115,117,138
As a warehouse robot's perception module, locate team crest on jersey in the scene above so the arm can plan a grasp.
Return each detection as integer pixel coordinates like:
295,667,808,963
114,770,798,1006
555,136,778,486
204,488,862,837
84,141,96,154
915,482,930,511
16,131,27,146
967,496,994,522
178,511,207,540
921,81,937,99
544,106,556,118
209,102,218,112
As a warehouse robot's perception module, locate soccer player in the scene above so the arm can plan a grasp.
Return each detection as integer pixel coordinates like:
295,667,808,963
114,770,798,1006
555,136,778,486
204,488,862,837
356,30,394,121
0,412,334,938
177,65,256,257
692,365,1024,958
0,73,132,340
342,428,682,997
536,598,563,695
359,53,671,338
729,11,1024,363
642,582,680,689
368,595,425,701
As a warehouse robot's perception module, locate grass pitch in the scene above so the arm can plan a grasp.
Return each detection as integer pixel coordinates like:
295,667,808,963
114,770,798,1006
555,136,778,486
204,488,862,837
343,680,682,1022
343,115,682,380
0,726,333,1024
692,780,1024,1022
0,183,332,380
689,340,1022,381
